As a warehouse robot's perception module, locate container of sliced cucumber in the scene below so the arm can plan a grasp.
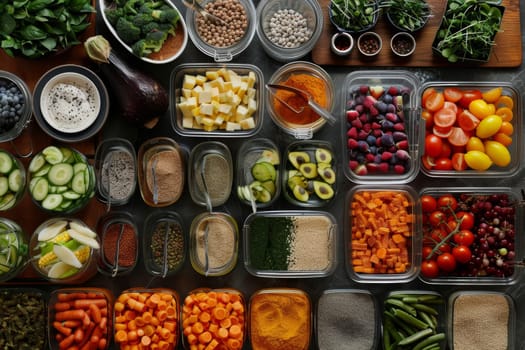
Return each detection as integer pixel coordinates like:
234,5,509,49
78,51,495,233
0,218,28,282
28,146,95,214
0,150,26,211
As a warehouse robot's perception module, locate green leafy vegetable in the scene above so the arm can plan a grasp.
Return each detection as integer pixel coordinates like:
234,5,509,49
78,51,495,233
330,0,378,32
0,0,94,58
381,0,431,32
104,0,181,57
433,0,504,63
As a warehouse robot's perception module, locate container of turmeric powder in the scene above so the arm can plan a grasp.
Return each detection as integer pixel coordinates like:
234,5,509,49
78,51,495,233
249,288,312,350
266,61,335,139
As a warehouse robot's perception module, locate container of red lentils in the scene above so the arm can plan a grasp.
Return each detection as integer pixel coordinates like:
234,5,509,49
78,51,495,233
113,288,179,350
184,0,256,62
97,211,139,277
181,288,246,350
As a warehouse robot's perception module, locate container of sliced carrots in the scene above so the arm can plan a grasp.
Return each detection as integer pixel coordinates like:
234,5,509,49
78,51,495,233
113,288,179,350
181,288,246,350
48,287,113,350
345,186,421,283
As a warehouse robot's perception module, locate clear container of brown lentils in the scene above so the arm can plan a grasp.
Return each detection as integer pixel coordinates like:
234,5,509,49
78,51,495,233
185,0,256,61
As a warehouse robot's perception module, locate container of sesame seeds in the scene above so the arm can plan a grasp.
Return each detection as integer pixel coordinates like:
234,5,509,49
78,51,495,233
256,0,323,62
243,210,337,278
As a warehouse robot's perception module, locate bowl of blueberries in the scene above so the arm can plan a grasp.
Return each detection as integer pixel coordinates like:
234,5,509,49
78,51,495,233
0,71,32,143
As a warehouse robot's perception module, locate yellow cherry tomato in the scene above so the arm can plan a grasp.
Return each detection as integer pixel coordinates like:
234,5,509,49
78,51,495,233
476,115,503,139
484,140,511,167
499,121,514,136
464,150,493,171
466,136,485,152
496,95,514,109
469,99,492,119
481,87,502,103
496,107,513,122
493,133,513,146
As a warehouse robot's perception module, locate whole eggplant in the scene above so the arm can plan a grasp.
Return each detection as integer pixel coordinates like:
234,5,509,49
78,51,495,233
84,35,168,128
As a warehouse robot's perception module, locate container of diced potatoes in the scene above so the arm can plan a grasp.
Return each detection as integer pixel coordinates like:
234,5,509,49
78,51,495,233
170,63,264,138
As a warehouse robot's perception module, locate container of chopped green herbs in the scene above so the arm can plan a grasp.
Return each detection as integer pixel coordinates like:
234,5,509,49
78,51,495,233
329,0,379,34
0,288,47,349
243,210,337,278
432,0,505,63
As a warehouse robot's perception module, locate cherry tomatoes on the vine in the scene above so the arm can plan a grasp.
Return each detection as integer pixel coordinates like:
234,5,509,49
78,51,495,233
421,195,437,213
452,245,472,264
421,259,440,279
454,229,475,247
429,211,446,226
437,252,456,272
437,195,458,211
456,212,475,230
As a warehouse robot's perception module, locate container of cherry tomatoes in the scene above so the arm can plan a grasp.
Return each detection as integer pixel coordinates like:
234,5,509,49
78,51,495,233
419,187,524,285
419,82,522,178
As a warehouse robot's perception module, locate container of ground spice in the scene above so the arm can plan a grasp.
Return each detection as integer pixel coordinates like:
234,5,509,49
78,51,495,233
97,211,138,277
95,138,137,206
250,287,311,350
243,210,337,278
448,291,516,350
188,141,233,208
185,0,256,62
189,212,238,276
137,137,185,207
316,289,378,350
143,210,185,277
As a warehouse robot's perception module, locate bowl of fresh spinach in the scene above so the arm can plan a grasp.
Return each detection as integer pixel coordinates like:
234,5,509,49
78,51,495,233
432,0,505,63
0,0,95,59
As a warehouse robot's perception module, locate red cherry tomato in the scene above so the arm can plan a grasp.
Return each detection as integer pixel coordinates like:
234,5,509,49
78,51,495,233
425,134,443,158
437,252,457,272
430,228,446,242
429,211,446,226
438,243,451,254
456,212,475,230
439,141,452,158
434,158,453,170
434,108,457,128
421,259,440,279
457,110,480,131
437,195,458,211
454,229,475,246
459,89,483,109
424,91,445,112
422,246,435,260
451,152,467,171
420,195,437,213
443,87,464,102
432,125,453,138
452,245,472,264
448,127,470,147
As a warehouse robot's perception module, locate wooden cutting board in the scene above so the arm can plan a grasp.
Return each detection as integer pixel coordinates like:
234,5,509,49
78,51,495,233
312,0,522,67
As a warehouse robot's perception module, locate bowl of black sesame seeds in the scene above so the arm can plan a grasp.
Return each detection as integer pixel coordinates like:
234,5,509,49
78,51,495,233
0,71,32,143
256,0,323,62
185,0,256,62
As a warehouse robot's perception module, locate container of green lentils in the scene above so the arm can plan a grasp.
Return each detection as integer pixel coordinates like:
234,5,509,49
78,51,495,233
0,288,47,349
143,210,186,277
315,289,378,350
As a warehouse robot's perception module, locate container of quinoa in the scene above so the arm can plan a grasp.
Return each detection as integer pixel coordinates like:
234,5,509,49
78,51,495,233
243,210,337,278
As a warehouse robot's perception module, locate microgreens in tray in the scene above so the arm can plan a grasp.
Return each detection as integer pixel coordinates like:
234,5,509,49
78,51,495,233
0,0,94,58
381,0,431,32
432,0,504,63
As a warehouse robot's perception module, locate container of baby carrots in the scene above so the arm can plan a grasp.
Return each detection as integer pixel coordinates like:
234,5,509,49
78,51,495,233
113,288,180,350
345,185,422,283
48,287,113,350
181,288,246,350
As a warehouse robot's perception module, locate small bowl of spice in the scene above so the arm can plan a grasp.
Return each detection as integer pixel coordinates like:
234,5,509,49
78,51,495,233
390,32,416,57
97,211,138,277
188,141,233,208
185,0,256,62
95,137,137,207
189,212,238,277
357,31,382,57
331,32,354,56
266,61,335,139
256,0,323,62
143,210,185,277
0,70,32,143
137,137,185,207
250,288,311,350
243,210,337,278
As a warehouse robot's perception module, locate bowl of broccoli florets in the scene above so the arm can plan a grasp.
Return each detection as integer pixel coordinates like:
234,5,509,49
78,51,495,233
100,0,188,64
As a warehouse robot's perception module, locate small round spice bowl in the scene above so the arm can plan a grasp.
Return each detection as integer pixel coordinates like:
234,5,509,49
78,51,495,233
185,0,256,62
357,31,382,57
331,32,354,56
95,137,137,207
96,211,138,277
0,70,32,144
143,210,186,277
390,32,416,57
256,0,323,62
189,211,238,277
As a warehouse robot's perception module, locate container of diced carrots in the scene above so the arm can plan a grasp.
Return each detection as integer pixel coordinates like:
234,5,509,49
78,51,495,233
345,186,421,283
113,288,179,350
181,288,246,350
48,288,113,350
